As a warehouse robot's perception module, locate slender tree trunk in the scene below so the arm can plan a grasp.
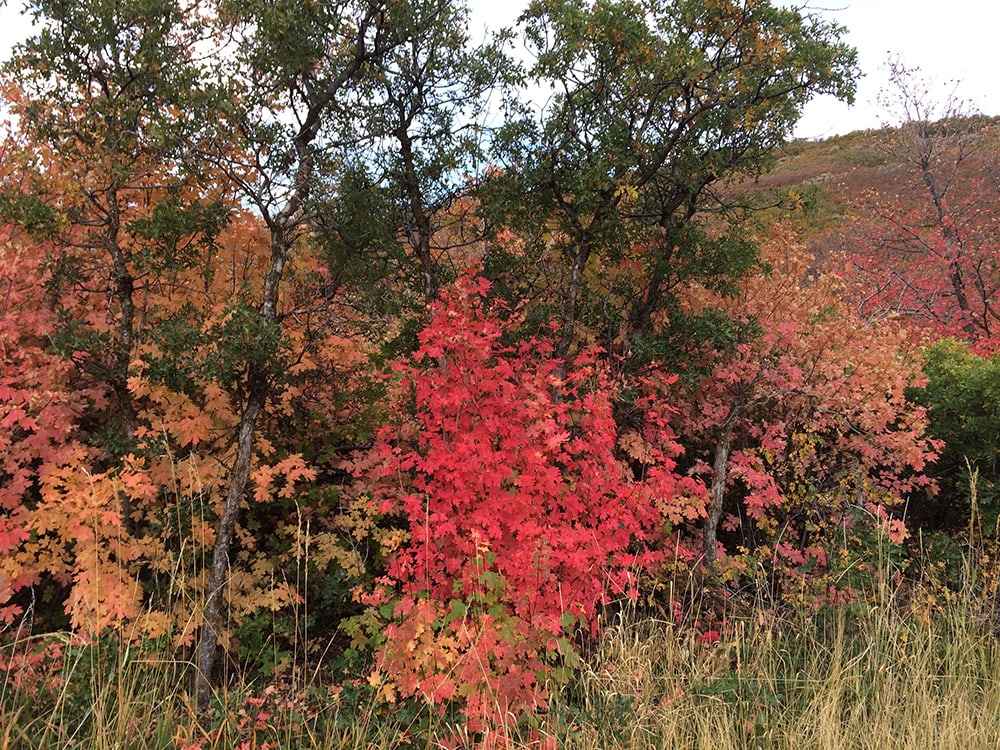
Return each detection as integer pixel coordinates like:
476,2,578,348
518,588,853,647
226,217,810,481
195,224,291,715
704,397,742,567
555,242,591,364
629,258,666,341
397,123,439,302
194,390,264,712
106,189,139,438
919,156,978,337
192,7,382,714
626,213,690,344
105,188,141,532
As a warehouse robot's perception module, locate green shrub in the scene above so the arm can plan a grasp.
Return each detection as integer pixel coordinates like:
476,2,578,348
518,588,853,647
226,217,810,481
908,338,1000,531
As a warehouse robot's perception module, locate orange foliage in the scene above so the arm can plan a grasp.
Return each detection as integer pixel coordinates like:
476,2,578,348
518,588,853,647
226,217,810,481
671,224,938,587
0,157,377,645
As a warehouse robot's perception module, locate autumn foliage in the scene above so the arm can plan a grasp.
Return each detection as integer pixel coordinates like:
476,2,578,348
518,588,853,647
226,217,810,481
668,226,938,593
4,0,993,743
0,231,100,625
358,271,704,722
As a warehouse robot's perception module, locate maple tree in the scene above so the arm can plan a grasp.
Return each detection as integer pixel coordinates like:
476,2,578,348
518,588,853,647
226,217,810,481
0,223,98,625
358,270,704,726
668,225,937,580
2,0,224,446
0,0,231,635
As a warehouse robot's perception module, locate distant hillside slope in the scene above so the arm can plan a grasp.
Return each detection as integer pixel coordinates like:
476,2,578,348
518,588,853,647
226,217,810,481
740,116,1000,266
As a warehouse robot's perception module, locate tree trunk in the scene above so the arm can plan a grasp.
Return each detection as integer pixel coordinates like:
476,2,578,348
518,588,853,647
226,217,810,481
191,5,382,714
555,242,591,364
194,389,264,713
195,226,290,715
919,154,978,337
704,396,743,567
396,122,439,303
704,422,733,567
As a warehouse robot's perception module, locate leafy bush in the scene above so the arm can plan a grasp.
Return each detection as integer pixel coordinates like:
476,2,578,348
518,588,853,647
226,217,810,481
908,338,1000,530
358,272,704,730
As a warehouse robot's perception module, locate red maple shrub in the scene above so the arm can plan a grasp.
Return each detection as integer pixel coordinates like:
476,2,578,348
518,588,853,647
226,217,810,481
361,270,704,728
670,226,939,601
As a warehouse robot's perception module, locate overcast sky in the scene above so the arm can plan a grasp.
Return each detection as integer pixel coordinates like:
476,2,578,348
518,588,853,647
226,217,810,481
468,0,998,140
785,0,997,138
1,1,994,140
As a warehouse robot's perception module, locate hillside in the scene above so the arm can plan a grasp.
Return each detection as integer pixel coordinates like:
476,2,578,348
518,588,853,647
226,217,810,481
743,116,1000,266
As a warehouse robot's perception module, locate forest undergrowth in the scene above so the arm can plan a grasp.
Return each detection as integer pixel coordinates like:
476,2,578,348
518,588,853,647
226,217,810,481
4,509,1000,750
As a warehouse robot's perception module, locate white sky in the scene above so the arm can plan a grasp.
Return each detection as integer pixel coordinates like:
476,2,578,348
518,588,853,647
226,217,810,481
1,0,995,140
467,0,999,140
786,0,998,138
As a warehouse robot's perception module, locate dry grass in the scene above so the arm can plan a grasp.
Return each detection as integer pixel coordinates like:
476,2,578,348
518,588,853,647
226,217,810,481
542,598,1000,749
4,539,1000,750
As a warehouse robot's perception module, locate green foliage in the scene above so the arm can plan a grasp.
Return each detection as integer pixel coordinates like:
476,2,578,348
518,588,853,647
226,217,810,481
908,338,1000,529
218,0,346,90
142,305,207,397
0,190,60,238
7,0,214,161
203,301,286,398
317,162,403,286
128,198,230,277
630,307,759,379
481,0,858,360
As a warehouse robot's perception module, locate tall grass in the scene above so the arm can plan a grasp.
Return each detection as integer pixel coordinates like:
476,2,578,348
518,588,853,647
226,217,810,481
4,538,1000,749
544,592,1000,749
0,626,421,749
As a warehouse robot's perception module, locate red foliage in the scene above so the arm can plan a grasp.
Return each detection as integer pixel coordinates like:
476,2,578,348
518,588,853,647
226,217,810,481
366,270,704,724
843,70,1000,352
673,226,938,584
849,185,1000,352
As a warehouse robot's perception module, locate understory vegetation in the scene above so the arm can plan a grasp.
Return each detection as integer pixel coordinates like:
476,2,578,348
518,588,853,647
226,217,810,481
2,0,1000,746
5,529,1000,748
